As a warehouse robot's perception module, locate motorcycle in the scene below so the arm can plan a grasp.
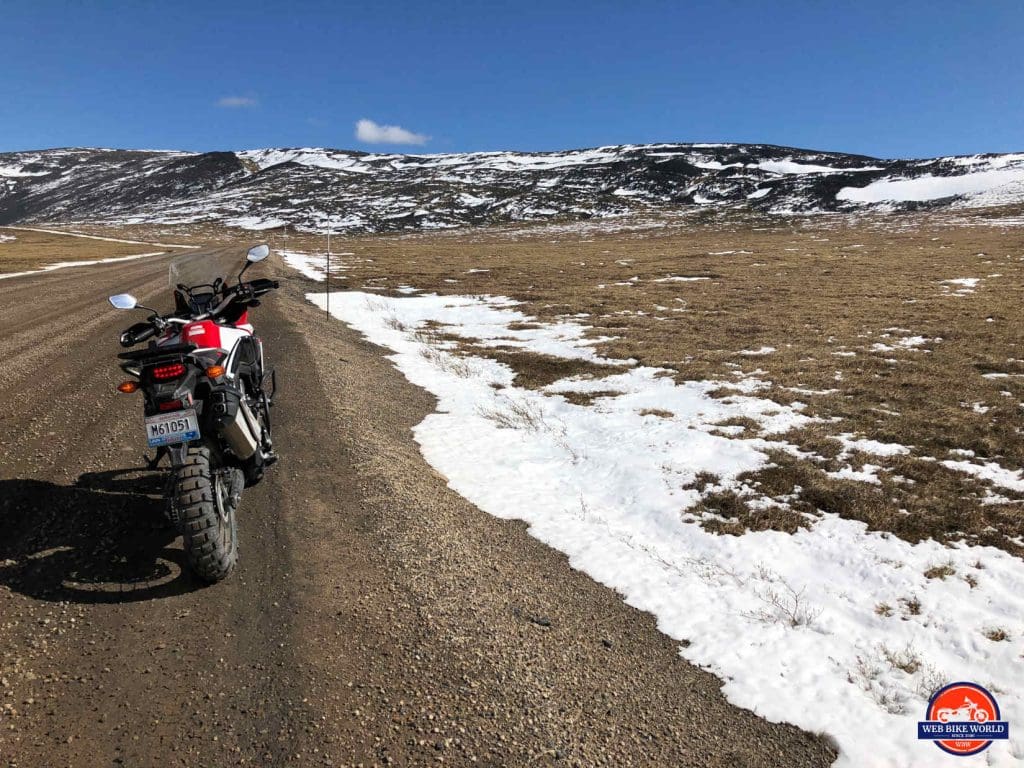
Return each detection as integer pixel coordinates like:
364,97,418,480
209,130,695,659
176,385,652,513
108,244,279,582
937,697,990,723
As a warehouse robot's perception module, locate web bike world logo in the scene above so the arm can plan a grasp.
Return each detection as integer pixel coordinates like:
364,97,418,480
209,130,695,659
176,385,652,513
918,682,1009,756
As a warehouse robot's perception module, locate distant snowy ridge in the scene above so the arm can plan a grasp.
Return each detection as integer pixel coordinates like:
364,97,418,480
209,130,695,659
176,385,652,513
2,144,1024,233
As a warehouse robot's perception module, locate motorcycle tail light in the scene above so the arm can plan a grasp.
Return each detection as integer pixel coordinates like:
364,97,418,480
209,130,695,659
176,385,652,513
158,399,184,412
151,363,187,381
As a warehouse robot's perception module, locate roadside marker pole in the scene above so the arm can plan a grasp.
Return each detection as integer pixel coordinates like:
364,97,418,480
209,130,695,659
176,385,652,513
326,216,332,316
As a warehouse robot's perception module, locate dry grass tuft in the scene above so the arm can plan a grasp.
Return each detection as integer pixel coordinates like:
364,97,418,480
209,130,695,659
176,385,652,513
419,347,473,377
923,562,957,580
476,397,549,432
900,596,923,617
469,348,619,390
696,492,809,536
745,570,823,628
882,644,921,675
557,390,624,406
638,408,675,418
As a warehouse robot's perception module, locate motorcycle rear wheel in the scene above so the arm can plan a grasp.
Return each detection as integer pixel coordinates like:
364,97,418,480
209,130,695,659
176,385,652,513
173,445,240,582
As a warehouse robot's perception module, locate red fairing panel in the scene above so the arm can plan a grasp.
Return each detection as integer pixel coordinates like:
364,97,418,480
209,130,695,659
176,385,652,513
182,320,221,349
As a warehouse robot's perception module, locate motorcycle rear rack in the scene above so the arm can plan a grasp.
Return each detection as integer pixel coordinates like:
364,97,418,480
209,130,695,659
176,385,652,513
118,342,197,361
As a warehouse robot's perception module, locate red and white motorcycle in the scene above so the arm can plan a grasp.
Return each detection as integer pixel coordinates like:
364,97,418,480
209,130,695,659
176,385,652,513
109,244,279,582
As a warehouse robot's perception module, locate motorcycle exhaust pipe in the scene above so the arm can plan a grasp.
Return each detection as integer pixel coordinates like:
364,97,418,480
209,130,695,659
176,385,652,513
220,399,259,460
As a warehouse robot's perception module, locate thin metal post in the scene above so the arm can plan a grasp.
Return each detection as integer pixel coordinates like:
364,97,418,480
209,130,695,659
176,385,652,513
326,216,331,315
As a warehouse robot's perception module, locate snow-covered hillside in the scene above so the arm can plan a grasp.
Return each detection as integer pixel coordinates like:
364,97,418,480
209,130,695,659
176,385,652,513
2,144,1024,233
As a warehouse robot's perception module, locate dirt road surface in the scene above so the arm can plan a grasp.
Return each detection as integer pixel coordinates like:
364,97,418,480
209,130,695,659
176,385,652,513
0,248,837,767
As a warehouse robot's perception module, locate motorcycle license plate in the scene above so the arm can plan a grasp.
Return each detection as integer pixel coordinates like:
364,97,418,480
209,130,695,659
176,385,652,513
145,409,200,447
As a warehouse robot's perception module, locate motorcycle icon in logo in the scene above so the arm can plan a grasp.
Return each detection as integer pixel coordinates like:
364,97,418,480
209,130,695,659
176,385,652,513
937,696,990,723
918,682,1009,756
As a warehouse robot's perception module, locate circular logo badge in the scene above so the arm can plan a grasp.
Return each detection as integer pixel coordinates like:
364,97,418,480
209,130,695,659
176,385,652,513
920,682,1003,756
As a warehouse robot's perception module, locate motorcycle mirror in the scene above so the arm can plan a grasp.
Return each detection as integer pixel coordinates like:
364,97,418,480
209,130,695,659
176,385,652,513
246,244,270,263
109,293,138,310
239,243,270,282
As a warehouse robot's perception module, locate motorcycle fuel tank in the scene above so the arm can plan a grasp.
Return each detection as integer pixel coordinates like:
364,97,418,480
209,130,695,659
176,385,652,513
181,320,253,352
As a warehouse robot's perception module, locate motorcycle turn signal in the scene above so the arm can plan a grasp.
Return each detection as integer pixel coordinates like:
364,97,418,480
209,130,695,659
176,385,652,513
117,381,139,393
206,365,226,379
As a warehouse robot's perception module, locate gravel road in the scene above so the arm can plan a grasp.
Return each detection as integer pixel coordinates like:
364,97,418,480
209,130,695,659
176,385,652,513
0,248,837,767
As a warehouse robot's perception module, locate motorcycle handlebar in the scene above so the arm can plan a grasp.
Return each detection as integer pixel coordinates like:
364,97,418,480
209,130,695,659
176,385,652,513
120,321,158,347
247,278,280,295
117,279,280,345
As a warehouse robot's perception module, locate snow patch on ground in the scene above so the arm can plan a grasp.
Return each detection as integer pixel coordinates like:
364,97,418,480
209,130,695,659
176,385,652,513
757,159,881,175
277,249,353,282
838,168,1024,204
835,434,912,458
941,278,980,296
311,288,1024,768
871,336,931,353
823,434,912,484
941,460,1024,493
0,251,167,281
0,164,49,178
223,215,287,231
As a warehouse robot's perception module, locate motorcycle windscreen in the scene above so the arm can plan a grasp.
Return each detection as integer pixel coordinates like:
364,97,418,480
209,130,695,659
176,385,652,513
168,252,230,292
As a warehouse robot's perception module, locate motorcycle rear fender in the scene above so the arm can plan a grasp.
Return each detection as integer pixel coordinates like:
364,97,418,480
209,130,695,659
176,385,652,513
166,443,189,468
142,369,201,417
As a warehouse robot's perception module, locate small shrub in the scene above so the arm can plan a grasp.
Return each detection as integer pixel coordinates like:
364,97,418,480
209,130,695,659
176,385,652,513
923,561,956,580
745,572,822,628
476,397,549,432
900,596,922,616
914,664,949,701
419,347,473,377
882,643,921,675
381,313,408,332
638,408,674,418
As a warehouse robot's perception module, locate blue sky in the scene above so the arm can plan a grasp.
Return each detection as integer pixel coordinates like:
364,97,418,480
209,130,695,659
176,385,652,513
1,1,1021,158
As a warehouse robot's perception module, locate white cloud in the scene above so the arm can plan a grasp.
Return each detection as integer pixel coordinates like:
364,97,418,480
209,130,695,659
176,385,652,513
217,96,258,108
355,118,429,145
